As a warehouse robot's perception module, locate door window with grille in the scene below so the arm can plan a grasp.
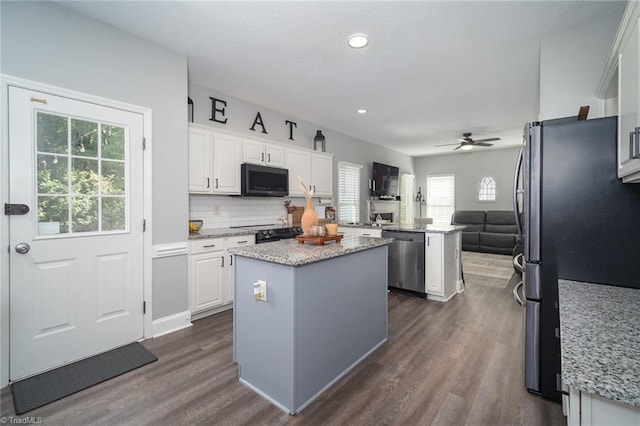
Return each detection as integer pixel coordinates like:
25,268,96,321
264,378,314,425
36,112,127,236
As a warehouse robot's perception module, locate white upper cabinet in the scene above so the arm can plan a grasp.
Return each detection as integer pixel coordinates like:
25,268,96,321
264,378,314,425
285,149,333,197
618,16,640,182
243,139,285,168
188,126,213,193
188,124,242,195
188,124,332,196
212,132,243,194
286,148,312,196
311,152,333,197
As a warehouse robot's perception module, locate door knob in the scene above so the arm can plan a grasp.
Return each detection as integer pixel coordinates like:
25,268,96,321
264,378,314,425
15,243,30,254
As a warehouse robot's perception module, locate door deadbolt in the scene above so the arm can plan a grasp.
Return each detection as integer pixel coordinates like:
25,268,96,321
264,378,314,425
15,243,30,254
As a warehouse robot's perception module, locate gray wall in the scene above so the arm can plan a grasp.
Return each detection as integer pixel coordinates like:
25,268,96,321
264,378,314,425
1,1,189,320
539,10,624,121
414,147,520,213
189,83,414,221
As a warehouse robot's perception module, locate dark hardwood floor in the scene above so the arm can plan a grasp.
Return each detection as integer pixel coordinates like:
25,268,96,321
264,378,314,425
1,272,565,425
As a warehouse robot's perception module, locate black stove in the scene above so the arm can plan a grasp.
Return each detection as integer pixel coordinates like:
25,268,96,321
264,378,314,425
231,224,303,244
254,226,303,244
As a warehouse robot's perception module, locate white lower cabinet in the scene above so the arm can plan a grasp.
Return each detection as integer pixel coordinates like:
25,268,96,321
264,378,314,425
425,233,444,295
189,235,255,318
567,387,640,426
190,238,226,314
425,232,462,302
338,227,382,238
225,235,255,304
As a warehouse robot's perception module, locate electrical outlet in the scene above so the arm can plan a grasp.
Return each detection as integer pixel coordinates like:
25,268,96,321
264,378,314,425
253,280,267,301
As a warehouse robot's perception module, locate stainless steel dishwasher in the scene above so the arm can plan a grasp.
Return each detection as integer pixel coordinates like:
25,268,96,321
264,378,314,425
382,230,426,297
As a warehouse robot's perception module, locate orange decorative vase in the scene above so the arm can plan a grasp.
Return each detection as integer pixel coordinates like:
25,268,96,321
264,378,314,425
301,199,318,235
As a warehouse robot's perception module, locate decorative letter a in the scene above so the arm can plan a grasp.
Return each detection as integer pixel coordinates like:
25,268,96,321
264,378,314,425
250,112,268,134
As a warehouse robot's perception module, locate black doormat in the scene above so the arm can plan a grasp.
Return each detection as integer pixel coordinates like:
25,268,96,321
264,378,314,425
10,342,157,415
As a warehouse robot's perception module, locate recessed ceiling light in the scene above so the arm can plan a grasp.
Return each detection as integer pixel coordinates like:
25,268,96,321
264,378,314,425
348,34,369,49
356,109,368,114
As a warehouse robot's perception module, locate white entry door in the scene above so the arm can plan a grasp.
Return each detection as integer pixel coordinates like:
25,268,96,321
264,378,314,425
8,86,145,380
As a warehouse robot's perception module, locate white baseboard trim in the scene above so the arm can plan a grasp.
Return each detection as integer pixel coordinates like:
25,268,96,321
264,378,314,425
426,292,457,303
152,310,192,338
191,303,232,321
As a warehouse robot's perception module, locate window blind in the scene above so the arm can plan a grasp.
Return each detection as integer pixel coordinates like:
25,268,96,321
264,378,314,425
426,174,455,224
338,161,362,224
399,174,415,225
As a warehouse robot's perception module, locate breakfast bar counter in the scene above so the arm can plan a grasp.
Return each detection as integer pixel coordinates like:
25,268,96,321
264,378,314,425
229,236,392,415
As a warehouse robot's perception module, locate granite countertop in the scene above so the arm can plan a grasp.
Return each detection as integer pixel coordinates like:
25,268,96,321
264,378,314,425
339,223,466,234
558,279,640,407
188,227,257,240
228,236,393,266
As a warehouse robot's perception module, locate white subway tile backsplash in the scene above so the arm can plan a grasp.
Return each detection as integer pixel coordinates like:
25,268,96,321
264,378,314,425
189,195,313,229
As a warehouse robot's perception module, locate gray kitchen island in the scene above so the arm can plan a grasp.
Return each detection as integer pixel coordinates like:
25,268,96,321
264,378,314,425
228,236,393,415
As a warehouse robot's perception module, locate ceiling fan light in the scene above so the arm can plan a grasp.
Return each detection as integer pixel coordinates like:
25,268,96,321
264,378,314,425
460,144,473,151
348,34,369,49
356,108,368,114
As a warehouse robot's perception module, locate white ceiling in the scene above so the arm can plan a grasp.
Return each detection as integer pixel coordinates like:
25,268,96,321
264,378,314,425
58,1,625,157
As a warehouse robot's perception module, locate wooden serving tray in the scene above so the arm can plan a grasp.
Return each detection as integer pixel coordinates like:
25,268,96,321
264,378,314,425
296,234,344,246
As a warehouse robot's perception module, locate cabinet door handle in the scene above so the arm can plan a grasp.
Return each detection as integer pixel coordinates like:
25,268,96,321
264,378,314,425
631,128,640,159
261,152,264,162
427,237,430,246
237,240,248,244
230,255,233,266
215,178,219,188
268,153,271,162
203,244,216,248
221,256,224,267
313,185,316,192
206,178,210,188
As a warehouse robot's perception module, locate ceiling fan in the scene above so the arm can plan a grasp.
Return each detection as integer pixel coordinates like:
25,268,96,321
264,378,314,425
436,132,501,151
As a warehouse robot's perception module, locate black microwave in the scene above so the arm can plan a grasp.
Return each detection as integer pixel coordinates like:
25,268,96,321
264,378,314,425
241,163,289,197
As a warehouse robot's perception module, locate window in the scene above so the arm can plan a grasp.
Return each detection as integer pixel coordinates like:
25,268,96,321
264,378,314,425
426,174,455,224
338,161,362,223
478,176,497,202
36,112,127,235
399,174,415,225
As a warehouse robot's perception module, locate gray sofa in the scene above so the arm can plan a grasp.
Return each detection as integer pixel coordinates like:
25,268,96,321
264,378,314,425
451,210,518,255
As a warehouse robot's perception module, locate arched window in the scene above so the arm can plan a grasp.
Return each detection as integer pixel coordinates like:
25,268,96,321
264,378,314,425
478,176,497,202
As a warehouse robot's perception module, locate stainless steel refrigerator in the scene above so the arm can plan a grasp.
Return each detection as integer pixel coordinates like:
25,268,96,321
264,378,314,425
513,116,640,402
